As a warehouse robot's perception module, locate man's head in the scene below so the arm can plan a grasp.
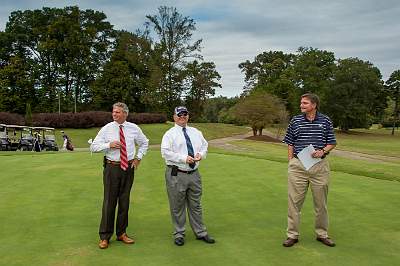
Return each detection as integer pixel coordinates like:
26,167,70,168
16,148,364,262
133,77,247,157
300,93,320,113
173,106,189,127
112,102,129,124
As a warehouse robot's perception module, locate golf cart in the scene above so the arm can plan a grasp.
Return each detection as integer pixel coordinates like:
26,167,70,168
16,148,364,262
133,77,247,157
31,127,59,151
6,125,35,151
0,124,11,151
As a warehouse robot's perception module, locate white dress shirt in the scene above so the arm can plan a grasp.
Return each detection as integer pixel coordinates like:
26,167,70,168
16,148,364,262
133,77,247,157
161,124,208,171
90,121,149,161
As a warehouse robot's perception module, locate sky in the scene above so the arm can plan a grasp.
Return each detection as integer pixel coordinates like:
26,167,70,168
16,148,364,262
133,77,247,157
1,0,399,97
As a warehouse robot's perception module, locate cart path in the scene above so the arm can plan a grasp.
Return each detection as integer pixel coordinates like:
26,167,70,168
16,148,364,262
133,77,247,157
208,130,400,163
76,130,399,163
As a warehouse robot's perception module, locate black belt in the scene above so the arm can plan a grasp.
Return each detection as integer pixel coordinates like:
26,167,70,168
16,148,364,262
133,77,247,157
168,165,197,174
106,159,134,165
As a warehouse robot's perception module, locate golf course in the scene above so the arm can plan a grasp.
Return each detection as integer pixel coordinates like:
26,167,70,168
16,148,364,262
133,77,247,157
0,123,399,266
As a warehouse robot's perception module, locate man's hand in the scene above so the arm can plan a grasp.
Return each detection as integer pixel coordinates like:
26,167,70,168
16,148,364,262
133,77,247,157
194,153,202,161
110,141,121,149
131,159,141,169
311,149,325,158
186,156,195,164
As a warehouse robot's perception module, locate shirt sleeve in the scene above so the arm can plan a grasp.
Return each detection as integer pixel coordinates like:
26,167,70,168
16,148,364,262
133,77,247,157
197,130,208,159
90,126,110,152
325,118,337,145
161,130,187,163
134,127,149,160
283,118,295,146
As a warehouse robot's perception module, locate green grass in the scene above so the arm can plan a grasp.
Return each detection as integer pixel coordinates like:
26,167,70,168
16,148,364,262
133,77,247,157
335,128,400,157
218,140,400,182
0,149,399,265
267,126,400,158
58,123,249,148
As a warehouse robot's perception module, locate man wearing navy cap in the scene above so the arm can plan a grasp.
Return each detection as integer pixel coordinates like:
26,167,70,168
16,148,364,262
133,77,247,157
161,106,215,246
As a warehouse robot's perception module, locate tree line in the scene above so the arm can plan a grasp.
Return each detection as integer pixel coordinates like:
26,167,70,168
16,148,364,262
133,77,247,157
237,48,400,132
0,6,220,119
0,6,399,132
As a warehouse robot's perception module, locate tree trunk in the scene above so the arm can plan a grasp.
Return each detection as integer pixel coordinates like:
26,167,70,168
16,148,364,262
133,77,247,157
252,127,257,136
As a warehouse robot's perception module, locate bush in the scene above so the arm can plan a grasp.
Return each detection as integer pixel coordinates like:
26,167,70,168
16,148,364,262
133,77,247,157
0,112,167,128
0,112,25,125
381,120,399,128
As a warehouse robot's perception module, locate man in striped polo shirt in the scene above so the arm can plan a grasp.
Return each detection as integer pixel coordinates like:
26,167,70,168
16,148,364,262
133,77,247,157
282,93,337,247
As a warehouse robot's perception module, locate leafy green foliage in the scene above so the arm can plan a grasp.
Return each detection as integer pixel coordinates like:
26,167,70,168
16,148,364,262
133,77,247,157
324,58,384,131
385,70,400,134
232,92,288,135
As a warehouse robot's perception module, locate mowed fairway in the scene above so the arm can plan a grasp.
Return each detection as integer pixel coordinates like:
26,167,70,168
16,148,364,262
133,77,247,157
0,148,399,265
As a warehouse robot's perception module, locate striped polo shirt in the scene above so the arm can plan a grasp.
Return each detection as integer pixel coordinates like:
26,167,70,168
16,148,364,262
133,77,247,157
283,112,337,155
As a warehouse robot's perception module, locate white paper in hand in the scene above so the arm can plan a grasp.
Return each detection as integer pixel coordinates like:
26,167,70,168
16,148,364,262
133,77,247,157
297,144,321,170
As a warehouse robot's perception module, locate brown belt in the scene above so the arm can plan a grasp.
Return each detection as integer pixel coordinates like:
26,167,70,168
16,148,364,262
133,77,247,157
106,159,134,165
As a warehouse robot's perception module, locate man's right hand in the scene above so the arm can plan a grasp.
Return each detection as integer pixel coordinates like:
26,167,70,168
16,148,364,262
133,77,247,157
110,141,121,149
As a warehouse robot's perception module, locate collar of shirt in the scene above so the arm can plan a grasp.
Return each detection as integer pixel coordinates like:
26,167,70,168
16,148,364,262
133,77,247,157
302,112,322,122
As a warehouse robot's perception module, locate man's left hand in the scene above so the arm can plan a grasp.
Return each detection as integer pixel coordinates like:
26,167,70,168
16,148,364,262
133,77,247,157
194,153,202,161
311,150,325,158
131,159,141,169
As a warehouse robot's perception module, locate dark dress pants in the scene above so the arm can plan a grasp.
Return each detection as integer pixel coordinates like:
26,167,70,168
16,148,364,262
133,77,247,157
99,163,134,240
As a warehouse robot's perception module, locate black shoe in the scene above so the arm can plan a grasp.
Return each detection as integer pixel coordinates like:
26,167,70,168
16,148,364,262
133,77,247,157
282,238,298,247
316,237,336,247
196,234,215,244
174,237,184,246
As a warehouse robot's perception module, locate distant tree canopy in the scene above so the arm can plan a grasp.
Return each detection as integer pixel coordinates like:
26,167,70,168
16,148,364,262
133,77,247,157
0,6,397,131
0,6,220,117
385,70,400,134
239,47,388,131
0,6,115,113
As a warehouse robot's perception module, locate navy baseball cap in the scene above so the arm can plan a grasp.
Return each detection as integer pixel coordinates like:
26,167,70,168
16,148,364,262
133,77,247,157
174,106,188,116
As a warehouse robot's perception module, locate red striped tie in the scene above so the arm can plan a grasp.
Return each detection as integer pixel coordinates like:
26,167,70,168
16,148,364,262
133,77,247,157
119,125,128,171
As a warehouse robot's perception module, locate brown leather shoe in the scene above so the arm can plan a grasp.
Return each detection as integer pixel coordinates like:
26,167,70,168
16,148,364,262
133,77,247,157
282,238,298,247
117,233,135,244
316,237,336,247
99,239,109,249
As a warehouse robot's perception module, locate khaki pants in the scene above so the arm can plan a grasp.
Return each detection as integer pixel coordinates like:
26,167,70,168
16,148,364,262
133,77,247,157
287,158,330,239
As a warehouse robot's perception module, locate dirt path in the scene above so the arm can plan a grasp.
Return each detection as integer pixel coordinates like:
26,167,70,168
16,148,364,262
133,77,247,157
209,130,399,163
75,130,398,163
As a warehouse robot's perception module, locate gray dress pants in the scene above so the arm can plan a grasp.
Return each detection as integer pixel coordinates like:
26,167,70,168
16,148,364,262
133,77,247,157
165,166,207,239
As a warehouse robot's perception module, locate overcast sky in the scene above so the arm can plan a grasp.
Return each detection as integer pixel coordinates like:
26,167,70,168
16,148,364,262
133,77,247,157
1,0,399,97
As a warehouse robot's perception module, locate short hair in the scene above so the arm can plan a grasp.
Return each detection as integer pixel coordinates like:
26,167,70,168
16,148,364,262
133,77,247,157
113,102,129,115
301,93,320,110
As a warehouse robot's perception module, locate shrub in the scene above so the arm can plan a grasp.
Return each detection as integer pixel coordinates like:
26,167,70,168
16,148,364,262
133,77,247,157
0,112,25,125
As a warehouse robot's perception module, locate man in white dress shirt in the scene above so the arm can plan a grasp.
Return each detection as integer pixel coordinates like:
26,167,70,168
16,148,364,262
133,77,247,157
161,106,215,246
90,102,149,249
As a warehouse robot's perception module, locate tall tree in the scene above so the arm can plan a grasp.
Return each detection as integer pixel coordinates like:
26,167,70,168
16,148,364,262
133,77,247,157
324,57,384,131
183,60,221,121
0,56,36,113
238,51,298,115
146,6,202,113
290,47,336,100
91,31,154,112
3,6,114,112
385,70,400,135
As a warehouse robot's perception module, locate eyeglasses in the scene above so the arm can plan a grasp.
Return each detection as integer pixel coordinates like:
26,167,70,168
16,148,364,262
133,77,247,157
177,113,188,117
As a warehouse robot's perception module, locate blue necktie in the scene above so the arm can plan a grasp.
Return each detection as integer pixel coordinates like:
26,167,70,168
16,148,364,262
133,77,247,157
183,127,195,168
